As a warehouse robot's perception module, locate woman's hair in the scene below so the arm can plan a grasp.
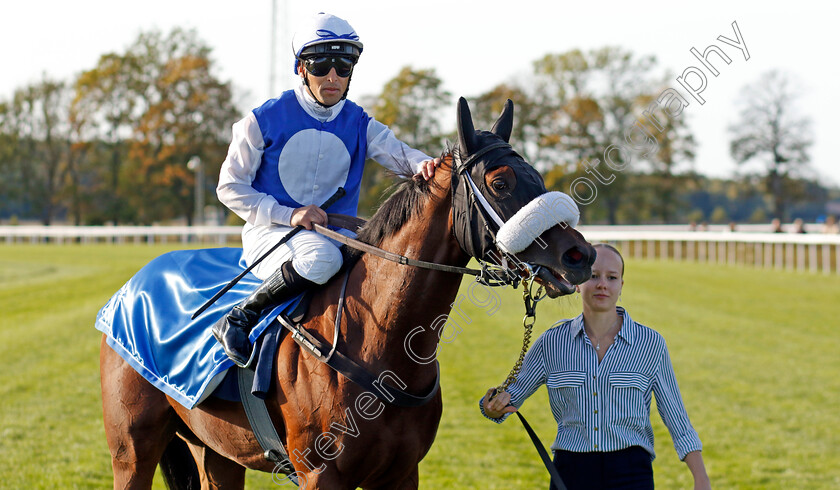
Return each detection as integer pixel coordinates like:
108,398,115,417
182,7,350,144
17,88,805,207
593,243,624,278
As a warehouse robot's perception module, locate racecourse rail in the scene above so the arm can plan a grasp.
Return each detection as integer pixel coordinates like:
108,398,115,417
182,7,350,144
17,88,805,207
3,224,840,275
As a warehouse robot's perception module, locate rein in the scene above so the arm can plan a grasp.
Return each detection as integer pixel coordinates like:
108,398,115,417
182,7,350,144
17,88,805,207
312,222,516,287
314,223,479,277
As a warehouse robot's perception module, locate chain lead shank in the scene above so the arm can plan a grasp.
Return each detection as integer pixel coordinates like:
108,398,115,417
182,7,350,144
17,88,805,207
494,276,545,397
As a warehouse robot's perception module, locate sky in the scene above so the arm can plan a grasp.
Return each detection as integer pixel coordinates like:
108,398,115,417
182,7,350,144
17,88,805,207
2,0,838,186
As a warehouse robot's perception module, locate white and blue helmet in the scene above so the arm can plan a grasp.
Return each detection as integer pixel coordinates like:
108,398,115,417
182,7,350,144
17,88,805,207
292,12,364,74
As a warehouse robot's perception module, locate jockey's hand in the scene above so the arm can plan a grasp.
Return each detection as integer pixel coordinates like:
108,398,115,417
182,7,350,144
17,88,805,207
481,388,517,419
291,205,328,230
419,157,442,181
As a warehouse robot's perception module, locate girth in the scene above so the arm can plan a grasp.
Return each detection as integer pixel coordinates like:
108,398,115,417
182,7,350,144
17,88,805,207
276,267,441,407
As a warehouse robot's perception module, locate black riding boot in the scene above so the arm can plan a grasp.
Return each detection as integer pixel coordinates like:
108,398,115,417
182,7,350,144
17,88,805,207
212,261,314,367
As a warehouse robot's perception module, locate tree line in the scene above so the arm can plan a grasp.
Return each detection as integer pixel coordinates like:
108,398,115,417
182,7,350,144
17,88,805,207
0,28,832,227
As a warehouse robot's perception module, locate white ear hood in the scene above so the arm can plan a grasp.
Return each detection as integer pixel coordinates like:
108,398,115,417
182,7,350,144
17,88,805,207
496,192,580,254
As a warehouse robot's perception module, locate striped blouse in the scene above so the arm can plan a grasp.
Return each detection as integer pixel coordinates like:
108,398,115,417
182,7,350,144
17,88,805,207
481,307,702,460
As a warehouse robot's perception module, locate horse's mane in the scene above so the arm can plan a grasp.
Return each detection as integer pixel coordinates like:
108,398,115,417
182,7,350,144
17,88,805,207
354,149,451,248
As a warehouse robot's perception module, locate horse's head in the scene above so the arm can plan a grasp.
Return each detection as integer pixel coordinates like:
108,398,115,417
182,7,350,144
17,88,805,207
451,97,595,298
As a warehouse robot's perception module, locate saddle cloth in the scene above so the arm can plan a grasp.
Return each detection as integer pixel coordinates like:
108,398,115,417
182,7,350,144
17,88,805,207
94,247,303,409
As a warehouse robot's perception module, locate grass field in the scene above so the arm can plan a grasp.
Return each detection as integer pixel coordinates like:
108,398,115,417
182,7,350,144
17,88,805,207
1,244,838,489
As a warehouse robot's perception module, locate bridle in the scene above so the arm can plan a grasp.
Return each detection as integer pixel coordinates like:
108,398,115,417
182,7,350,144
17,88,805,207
451,141,545,288
314,143,549,289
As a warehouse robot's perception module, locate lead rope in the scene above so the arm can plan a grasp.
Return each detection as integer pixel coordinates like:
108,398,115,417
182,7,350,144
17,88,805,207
494,274,544,396
491,274,569,490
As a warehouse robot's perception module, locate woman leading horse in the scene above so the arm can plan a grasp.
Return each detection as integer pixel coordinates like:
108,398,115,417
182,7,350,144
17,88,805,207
99,98,595,489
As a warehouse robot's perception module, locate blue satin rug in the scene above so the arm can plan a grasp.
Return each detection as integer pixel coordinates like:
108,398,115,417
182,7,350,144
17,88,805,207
95,247,302,409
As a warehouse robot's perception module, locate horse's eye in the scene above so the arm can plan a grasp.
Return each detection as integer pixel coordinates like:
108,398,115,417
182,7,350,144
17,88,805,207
492,179,508,191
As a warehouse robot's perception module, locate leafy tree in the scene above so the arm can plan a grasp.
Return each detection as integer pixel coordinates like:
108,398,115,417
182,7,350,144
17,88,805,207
359,66,450,216
370,66,449,153
124,29,239,224
0,100,22,219
73,52,144,224
529,47,694,224
73,28,239,225
636,88,696,223
710,206,729,224
729,70,813,220
468,85,541,162
0,76,71,225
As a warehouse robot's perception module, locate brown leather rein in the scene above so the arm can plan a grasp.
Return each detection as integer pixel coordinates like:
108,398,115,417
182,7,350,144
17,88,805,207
316,214,519,287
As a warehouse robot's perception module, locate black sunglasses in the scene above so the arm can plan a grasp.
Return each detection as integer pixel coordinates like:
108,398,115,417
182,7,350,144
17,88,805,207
303,56,356,78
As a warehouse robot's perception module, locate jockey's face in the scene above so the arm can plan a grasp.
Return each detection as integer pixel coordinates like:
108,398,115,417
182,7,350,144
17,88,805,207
299,64,350,107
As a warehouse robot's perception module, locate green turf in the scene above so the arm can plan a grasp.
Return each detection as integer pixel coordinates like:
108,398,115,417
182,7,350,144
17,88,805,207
0,245,837,488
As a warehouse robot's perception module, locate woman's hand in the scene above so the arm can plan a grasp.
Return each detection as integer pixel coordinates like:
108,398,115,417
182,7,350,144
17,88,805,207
291,205,328,230
481,388,518,419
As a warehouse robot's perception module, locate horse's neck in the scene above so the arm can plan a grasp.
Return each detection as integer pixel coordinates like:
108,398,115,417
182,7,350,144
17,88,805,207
346,190,468,391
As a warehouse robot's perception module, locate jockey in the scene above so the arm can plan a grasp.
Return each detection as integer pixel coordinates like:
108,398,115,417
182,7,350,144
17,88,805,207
213,12,440,367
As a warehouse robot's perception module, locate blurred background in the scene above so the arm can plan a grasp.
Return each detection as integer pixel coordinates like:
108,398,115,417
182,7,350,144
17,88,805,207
1,0,839,229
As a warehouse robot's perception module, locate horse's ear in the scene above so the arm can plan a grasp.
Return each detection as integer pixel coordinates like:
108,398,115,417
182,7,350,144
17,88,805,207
457,97,477,154
490,99,514,143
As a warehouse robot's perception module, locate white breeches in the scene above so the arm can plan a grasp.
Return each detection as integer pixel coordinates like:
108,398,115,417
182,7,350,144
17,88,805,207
241,223,349,283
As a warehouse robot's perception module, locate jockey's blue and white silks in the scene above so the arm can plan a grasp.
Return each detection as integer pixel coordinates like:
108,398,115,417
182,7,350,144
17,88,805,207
94,248,303,409
251,91,369,217
216,84,430,281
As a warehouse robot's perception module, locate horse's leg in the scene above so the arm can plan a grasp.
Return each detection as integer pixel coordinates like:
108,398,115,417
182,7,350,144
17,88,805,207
298,469,354,490
361,466,419,490
182,437,246,490
99,335,180,489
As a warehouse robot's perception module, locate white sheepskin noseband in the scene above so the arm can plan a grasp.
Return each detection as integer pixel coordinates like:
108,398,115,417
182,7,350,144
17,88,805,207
496,192,580,254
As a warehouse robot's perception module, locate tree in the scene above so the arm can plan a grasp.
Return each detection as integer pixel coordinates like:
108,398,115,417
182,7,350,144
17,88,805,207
468,84,541,164
358,67,450,216
0,100,22,219
369,66,450,153
729,70,813,220
0,76,71,225
124,28,239,224
636,89,696,223
72,28,239,225
73,52,144,224
528,47,695,224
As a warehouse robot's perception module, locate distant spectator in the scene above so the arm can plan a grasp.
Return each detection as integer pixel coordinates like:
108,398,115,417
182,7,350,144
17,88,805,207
793,218,807,234
771,218,784,233
728,221,738,232
823,215,839,234
688,221,698,232
699,221,709,232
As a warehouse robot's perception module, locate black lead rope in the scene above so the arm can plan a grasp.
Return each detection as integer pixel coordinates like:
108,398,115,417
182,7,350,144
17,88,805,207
515,411,568,490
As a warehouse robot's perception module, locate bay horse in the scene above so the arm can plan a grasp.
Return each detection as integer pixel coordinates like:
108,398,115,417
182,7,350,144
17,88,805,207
99,98,595,489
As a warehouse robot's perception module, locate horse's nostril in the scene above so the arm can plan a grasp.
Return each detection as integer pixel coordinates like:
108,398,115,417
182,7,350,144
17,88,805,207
565,247,583,264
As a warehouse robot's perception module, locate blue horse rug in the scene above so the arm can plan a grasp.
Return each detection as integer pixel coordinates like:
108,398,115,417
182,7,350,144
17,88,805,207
94,247,303,409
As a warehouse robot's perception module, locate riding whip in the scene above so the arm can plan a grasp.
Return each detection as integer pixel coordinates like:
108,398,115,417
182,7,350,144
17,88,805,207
191,187,346,319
